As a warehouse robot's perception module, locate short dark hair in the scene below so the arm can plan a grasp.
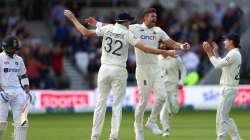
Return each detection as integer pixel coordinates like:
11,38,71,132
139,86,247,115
223,32,241,48
143,8,157,17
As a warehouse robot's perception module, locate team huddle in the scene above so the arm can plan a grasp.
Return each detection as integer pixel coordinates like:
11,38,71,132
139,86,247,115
0,7,242,140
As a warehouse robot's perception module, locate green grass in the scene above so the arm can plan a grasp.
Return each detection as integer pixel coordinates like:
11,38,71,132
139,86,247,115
4,110,250,140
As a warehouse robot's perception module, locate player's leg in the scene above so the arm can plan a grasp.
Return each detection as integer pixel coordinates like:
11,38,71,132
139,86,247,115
109,68,127,140
216,87,238,140
0,97,9,140
226,88,242,140
146,72,166,135
10,90,28,140
91,66,111,140
169,88,180,115
159,96,170,136
134,67,150,140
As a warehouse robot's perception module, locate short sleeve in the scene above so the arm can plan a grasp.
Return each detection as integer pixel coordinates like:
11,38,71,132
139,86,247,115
159,28,170,41
128,31,140,46
96,24,112,37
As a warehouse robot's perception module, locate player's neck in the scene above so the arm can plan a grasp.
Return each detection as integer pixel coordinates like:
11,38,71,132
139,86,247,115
143,22,153,28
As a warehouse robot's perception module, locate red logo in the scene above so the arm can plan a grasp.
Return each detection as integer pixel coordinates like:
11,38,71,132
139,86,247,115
234,87,250,104
178,88,185,105
41,92,89,108
134,87,156,105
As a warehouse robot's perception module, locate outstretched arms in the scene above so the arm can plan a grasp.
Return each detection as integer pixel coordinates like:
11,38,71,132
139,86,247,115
135,42,177,58
64,10,96,37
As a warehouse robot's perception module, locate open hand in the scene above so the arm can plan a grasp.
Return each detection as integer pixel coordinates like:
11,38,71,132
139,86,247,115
211,42,219,54
64,10,75,20
202,41,212,53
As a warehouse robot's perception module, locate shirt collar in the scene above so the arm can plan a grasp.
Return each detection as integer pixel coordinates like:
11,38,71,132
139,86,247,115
142,22,153,29
3,51,16,59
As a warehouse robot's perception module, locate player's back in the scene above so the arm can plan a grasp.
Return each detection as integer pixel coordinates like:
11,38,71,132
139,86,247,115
129,24,169,65
97,23,133,68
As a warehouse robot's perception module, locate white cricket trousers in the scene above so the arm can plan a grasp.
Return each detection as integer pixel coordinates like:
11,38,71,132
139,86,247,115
216,86,241,140
0,88,27,124
0,88,28,140
160,83,180,131
91,65,127,140
134,64,166,131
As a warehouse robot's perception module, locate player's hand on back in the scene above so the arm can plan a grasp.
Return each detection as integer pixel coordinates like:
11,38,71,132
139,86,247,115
64,10,75,20
85,17,97,26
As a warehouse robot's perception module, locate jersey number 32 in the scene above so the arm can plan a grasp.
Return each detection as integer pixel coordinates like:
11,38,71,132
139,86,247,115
104,37,123,56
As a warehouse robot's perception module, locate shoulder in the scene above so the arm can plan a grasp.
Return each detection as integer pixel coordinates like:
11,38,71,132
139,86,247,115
14,55,24,62
228,49,241,57
0,52,4,57
129,24,141,30
153,26,164,32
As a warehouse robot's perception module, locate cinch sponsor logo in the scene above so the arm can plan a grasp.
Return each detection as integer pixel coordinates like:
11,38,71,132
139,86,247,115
140,35,156,40
41,93,89,108
234,87,250,104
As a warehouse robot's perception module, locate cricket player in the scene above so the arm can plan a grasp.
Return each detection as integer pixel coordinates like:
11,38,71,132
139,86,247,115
202,32,242,140
0,36,31,140
64,10,177,140
85,8,190,140
158,53,186,137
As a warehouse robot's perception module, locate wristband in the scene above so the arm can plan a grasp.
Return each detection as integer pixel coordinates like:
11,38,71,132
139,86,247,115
21,78,29,87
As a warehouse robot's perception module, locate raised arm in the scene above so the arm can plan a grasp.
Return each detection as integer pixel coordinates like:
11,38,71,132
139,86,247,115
202,41,233,68
161,39,191,50
64,10,96,37
135,42,177,58
85,17,110,28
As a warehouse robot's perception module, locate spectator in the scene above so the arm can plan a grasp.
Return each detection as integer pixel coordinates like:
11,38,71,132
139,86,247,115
181,50,200,73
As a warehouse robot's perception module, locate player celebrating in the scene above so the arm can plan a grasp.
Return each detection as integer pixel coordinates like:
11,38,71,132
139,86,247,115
203,33,242,140
0,36,31,140
85,8,190,140
130,8,190,140
64,10,177,140
158,49,186,137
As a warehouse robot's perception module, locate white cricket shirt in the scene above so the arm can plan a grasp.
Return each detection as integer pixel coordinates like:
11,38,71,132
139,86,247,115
0,52,26,89
129,23,170,65
159,56,186,84
96,23,140,68
209,48,242,87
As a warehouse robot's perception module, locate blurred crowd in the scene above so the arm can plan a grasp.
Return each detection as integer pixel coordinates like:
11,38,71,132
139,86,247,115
0,8,70,90
0,0,245,89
